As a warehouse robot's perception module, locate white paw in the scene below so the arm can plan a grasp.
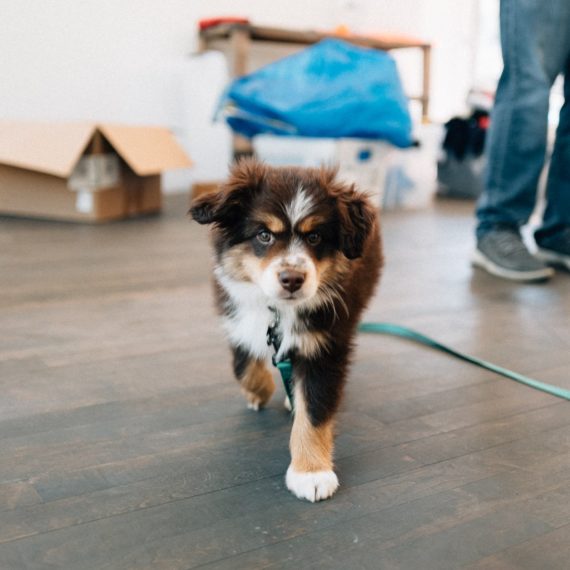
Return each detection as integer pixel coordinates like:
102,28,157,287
285,466,339,502
242,389,262,411
284,396,292,412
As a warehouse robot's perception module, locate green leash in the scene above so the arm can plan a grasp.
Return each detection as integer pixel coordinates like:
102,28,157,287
273,322,570,410
266,307,295,406
276,359,294,405
358,322,570,401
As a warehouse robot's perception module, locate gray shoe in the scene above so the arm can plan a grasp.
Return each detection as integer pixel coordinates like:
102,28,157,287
534,227,570,270
472,228,554,282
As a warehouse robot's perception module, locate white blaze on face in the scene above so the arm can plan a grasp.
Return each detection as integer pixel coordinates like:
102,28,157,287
252,188,321,303
285,188,314,227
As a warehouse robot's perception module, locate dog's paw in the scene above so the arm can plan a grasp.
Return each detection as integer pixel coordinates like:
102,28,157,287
284,396,292,412
242,389,264,411
285,465,339,502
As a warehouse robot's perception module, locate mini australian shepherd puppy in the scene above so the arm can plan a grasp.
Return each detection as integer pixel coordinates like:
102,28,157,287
190,158,382,502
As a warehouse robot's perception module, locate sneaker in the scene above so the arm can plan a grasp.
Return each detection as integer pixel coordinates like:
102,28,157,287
472,227,554,282
534,226,570,270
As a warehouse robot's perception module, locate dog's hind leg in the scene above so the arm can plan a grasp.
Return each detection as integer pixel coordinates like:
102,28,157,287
232,345,275,410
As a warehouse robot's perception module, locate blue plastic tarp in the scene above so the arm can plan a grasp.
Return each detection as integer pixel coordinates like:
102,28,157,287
218,39,413,148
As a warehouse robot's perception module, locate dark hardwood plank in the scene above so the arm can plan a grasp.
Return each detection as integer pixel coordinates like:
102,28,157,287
464,523,570,570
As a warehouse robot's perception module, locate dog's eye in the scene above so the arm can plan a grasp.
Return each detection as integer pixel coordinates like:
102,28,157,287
306,232,322,246
256,230,274,245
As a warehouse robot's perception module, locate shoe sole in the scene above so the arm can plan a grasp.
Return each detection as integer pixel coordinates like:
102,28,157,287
471,250,554,282
534,247,570,271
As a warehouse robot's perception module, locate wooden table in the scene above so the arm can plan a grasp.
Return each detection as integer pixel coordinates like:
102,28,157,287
198,22,432,122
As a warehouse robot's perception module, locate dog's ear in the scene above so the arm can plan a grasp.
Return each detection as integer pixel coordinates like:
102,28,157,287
189,158,265,226
338,187,376,260
189,188,226,225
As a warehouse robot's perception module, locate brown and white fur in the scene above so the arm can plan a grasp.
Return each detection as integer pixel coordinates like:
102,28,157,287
190,159,382,502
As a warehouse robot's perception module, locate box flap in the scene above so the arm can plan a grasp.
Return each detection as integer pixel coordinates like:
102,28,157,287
97,124,192,176
0,121,96,178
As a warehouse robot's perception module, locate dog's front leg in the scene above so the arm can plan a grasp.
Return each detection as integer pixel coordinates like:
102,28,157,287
285,358,344,502
231,345,275,410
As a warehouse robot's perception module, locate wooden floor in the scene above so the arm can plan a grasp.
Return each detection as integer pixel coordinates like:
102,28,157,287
1,195,570,570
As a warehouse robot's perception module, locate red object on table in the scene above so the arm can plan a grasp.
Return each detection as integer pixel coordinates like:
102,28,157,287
198,17,249,31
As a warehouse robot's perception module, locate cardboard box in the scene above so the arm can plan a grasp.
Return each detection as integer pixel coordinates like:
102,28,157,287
0,121,192,222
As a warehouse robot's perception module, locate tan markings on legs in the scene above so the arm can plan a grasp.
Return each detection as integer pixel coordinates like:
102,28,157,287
241,359,275,410
286,384,339,501
289,385,334,472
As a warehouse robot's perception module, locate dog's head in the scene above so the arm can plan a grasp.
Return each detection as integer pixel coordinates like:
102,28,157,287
190,159,376,307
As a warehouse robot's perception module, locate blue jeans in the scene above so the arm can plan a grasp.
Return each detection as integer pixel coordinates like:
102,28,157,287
476,0,570,240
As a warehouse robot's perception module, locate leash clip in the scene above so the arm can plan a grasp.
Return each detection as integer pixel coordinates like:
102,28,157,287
266,306,280,348
266,306,295,410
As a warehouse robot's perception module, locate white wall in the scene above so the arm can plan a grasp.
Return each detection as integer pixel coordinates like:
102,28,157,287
0,0,483,191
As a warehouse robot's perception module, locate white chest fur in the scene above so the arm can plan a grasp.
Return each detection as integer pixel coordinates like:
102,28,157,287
215,268,323,360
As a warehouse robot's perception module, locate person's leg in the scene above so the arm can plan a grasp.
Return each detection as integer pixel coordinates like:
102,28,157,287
477,0,569,236
533,65,570,271
531,11,570,270
535,56,570,239
473,0,570,281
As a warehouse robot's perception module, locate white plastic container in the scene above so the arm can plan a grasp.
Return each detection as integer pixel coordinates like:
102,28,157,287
253,135,392,207
254,127,440,210
383,123,441,209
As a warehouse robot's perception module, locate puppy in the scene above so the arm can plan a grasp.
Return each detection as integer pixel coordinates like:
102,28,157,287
190,159,382,502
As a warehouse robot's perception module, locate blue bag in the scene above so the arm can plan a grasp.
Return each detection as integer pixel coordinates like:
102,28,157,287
218,39,413,148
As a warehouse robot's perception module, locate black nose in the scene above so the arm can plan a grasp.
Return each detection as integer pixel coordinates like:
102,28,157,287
278,270,305,293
